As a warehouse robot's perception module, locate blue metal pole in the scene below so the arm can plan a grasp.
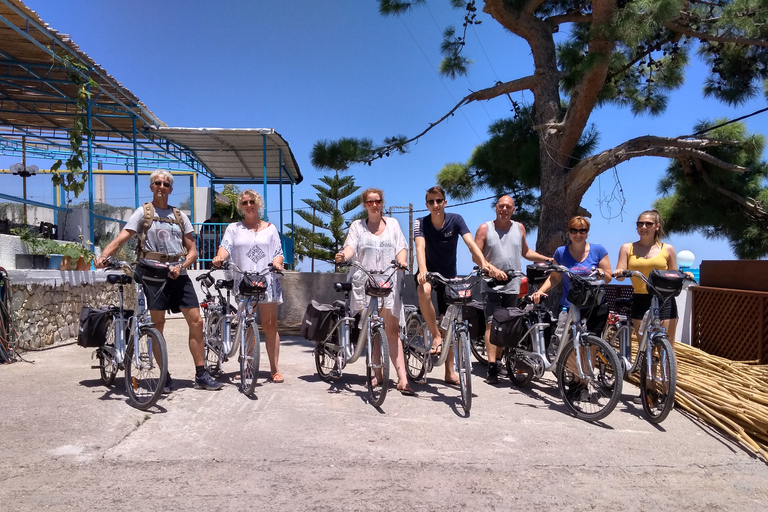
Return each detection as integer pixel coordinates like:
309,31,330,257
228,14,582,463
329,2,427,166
290,181,294,256
262,133,268,222
132,117,140,208
279,150,283,234
189,173,195,223
87,82,95,250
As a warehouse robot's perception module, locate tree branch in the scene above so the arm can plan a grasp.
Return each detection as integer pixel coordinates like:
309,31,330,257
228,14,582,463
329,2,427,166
523,0,546,15
663,21,768,48
568,135,749,194
348,75,539,163
695,160,768,220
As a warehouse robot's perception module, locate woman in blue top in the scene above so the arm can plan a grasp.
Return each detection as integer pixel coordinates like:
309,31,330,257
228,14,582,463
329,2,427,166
531,216,612,334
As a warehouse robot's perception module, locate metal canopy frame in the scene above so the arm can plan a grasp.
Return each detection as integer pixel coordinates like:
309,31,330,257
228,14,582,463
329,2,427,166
0,0,302,260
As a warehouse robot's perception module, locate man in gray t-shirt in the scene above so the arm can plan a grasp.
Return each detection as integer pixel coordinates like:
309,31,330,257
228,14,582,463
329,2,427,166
474,195,551,384
96,169,222,392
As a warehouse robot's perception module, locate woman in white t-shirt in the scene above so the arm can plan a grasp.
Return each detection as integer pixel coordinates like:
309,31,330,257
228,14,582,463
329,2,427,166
213,190,285,383
334,188,414,396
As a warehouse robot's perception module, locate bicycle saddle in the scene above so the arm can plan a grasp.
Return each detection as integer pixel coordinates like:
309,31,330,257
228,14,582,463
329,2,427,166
107,273,132,285
334,282,353,292
216,279,235,290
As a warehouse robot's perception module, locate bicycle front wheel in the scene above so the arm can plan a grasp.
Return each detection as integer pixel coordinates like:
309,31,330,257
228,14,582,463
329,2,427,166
240,320,260,396
504,348,534,387
457,330,473,413
203,311,224,375
404,314,428,383
556,334,622,422
366,326,390,408
640,334,677,424
124,327,167,410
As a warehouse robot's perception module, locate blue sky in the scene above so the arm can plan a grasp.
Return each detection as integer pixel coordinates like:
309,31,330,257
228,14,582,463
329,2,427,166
3,1,767,272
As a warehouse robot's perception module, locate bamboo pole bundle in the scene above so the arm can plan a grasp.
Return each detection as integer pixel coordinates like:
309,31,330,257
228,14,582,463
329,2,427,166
628,341,768,463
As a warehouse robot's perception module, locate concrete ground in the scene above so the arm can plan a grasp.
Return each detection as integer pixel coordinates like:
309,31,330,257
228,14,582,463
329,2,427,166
1,317,766,511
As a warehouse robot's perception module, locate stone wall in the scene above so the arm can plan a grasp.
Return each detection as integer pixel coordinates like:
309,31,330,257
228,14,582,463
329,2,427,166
7,270,136,349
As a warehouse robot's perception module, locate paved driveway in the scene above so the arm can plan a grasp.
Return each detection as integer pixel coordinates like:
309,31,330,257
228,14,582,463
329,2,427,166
1,318,766,511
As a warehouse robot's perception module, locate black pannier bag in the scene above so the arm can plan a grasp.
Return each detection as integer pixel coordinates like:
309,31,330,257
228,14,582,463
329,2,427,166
133,258,170,286
648,269,686,297
489,307,526,348
77,306,115,348
444,282,473,304
300,300,336,343
462,301,486,340
567,275,605,309
239,272,267,297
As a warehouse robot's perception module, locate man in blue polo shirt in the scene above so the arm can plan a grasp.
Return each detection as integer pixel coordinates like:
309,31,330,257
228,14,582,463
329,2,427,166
414,186,494,385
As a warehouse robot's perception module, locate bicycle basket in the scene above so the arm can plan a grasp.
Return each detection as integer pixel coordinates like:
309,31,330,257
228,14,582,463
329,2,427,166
239,272,267,296
566,275,605,309
444,282,473,304
648,269,685,298
365,276,394,298
526,263,550,286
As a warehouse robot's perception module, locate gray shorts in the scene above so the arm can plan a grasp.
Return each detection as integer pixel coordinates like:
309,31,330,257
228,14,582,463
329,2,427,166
483,292,519,323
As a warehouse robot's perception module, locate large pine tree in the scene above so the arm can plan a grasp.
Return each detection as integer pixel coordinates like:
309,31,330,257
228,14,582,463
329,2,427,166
312,0,768,256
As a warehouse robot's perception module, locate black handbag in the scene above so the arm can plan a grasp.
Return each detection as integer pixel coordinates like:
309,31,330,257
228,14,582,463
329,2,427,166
133,258,170,286
648,269,686,297
567,275,605,309
300,301,337,343
444,282,473,304
239,272,267,297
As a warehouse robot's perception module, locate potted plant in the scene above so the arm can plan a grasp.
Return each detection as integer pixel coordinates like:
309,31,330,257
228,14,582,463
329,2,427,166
60,238,95,271
41,238,64,269
11,227,50,269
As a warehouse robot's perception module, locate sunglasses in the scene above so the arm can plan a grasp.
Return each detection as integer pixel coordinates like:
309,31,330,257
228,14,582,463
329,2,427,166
497,204,513,210
365,199,382,206
153,181,172,188
569,228,589,235
427,198,445,206
241,200,256,206
636,221,655,228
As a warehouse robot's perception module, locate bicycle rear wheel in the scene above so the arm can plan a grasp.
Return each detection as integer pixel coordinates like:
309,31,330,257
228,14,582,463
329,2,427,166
504,348,534,387
240,320,260,396
203,311,224,375
366,326,390,408
404,314,428,382
457,330,472,413
99,318,119,386
124,327,167,410
640,334,677,423
470,333,489,365
556,334,622,422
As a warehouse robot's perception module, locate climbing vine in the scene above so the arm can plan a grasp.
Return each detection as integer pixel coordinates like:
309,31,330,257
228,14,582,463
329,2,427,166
50,52,98,199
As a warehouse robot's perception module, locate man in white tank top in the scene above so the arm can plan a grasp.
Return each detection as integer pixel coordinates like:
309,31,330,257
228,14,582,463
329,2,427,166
475,195,551,384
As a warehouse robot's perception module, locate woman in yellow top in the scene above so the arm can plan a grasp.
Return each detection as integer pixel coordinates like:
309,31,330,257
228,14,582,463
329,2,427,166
613,209,682,337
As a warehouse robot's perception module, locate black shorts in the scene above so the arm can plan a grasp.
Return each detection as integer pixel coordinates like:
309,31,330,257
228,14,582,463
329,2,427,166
144,274,199,313
630,293,678,321
483,292,519,323
415,275,448,315
582,302,609,336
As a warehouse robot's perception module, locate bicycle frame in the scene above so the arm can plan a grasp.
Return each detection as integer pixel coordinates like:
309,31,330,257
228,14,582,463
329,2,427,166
103,266,157,370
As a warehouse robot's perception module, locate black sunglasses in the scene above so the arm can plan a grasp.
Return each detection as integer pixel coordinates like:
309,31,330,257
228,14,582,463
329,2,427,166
569,228,589,235
365,199,382,206
153,181,172,188
636,221,655,228
241,200,256,206
427,198,444,206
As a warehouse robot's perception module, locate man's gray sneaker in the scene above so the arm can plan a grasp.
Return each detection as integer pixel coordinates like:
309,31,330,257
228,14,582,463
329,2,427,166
194,371,223,390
